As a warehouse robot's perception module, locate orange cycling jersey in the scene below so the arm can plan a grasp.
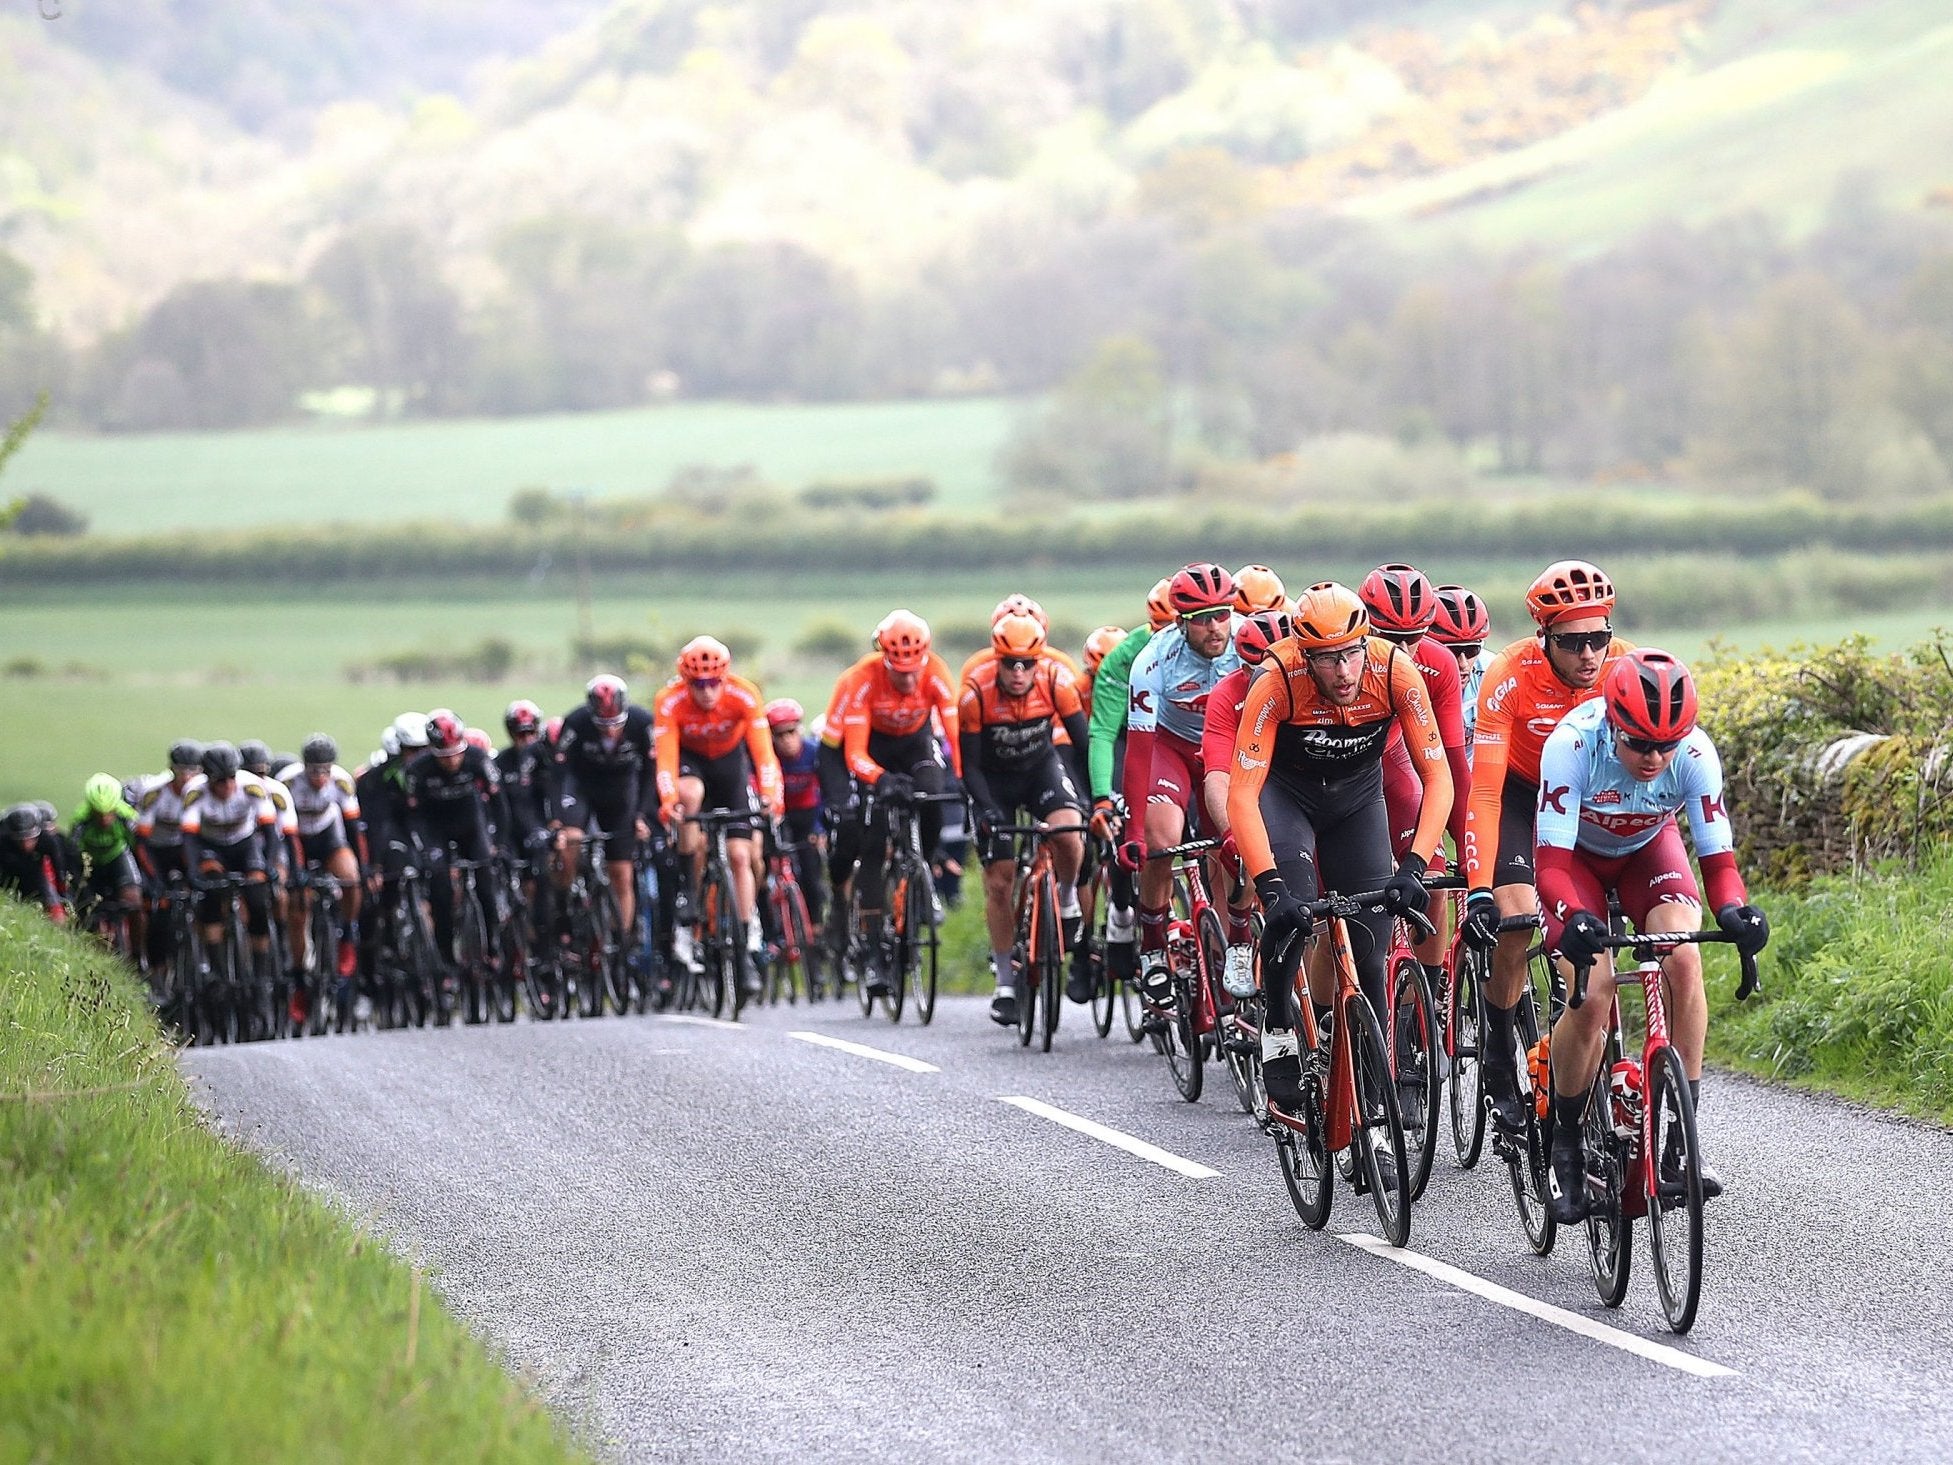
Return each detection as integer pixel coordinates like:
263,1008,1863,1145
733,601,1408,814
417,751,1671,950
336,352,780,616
1227,638,1451,879
959,646,1082,746
841,652,962,781
820,653,878,750
957,655,1085,769
1464,633,1633,888
653,674,783,811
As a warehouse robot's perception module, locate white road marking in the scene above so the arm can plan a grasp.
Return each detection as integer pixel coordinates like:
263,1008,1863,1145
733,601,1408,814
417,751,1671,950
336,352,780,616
788,1031,940,1073
1340,1234,1739,1378
998,1096,1221,1179
658,1015,746,1031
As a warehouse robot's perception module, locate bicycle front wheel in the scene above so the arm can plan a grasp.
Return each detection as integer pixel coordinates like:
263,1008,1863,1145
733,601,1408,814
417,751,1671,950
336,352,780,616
1645,1043,1705,1333
1276,1059,1333,1230
1390,956,1441,1203
1347,995,1411,1248
902,861,940,1026
1584,1062,1633,1309
1447,943,1488,1169
1505,986,1557,1257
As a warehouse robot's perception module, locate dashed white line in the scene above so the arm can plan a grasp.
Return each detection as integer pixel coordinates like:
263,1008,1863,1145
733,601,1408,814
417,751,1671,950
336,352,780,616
788,1031,940,1073
1340,1234,1738,1378
658,1015,746,1031
998,1096,1221,1179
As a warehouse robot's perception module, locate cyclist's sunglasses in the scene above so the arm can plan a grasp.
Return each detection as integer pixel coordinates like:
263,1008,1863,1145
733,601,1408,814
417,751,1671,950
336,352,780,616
1305,643,1366,669
687,677,723,690
1547,628,1612,654
998,655,1039,673
1180,607,1231,625
1617,730,1683,756
1447,642,1484,658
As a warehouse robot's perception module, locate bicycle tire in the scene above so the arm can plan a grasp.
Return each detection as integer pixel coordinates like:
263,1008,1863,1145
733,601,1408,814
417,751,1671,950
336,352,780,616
402,883,444,1027
169,917,206,1046
571,898,607,1019
1346,994,1412,1248
1584,1058,1633,1309
1276,1058,1333,1230
305,891,336,1037
1199,906,1255,1116
1121,969,1145,1043
1390,955,1441,1203
456,884,491,1025
492,878,524,1023
700,866,736,1020
904,860,940,1026
1447,943,1488,1169
883,877,909,1026
766,881,800,1007
1506,985,1558,1257
1037,877,1061,1051
591,878,631,1016
1645,1043,1705,1333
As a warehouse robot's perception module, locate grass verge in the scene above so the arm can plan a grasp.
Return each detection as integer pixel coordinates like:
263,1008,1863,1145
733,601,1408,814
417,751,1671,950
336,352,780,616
0,900,587,1464
1706,854,1953,1127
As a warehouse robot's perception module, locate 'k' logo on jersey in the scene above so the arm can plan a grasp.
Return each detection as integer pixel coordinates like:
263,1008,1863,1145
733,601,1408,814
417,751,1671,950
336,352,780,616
1540,783,1571,815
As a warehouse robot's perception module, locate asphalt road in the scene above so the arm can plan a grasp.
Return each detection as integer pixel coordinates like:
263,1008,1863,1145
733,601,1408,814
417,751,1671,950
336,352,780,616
184,997,1953,1463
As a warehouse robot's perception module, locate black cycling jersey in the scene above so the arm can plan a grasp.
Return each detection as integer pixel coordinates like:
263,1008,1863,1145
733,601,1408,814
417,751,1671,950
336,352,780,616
0,833,66,907
495,740,556,840
404,747,500,848
555,705,655,800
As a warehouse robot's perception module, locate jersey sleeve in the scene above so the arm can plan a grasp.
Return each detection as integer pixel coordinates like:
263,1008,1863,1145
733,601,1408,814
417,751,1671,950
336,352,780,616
1465,647,1521,889
1125,640,1162,736
1088,631,1143,801
1390,650,1453,868
177,790,202,838
743,688,783,810
928,657,963,779
653,692,682,803
1226,668,1284,879
1533,723,1586,853
841,675,882,783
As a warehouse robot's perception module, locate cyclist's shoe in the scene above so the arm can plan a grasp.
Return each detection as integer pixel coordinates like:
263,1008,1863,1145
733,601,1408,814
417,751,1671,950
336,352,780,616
1261,1028,1303,1111
1397,1073,1428,1135
736,949,763,1000
336,936,358,979
1547,1135,1591,1224
672,924,699,972
1065,947,1094,1005
1105,903,1136,944
1137,956,1174,1008
1660,1127,1724,1200
990,987,1019,1026
1221,943,1256,998
864,946,892,999
1482,1049,1528,1132
353,992,374,1027
1348,1143,1397,1197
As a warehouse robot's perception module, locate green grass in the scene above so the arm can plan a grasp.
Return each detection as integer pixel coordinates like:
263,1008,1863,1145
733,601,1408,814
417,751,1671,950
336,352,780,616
8,396,1024,532
0,901,588,1463
1706,850,1953,1126
1358,0,1953,251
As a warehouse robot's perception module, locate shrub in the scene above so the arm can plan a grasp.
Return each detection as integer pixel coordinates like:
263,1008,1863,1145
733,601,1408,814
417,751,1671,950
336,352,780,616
6,493,88,537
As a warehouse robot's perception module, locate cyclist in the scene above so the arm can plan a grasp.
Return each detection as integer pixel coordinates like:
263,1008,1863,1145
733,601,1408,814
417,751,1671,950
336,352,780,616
654,636,784,999
134,739,203,968
1,802,69,918
495,699,557,858
1430,584,1494,755
1119,563,1243,1008
1198,605,1295,995
556,674,655,946
404,709,503,970
959,612,1090,1023
1460,560,1633,1130
1360,563,1471,1001
281,734,367,982
181,742,289,969
1086,578,1174,979
1079,625,1127,723
768,698,828,933
69,774,144,954
1535,650,1768,1220
832,611,961,996
956,594,1083,688
1226,583,1452,1114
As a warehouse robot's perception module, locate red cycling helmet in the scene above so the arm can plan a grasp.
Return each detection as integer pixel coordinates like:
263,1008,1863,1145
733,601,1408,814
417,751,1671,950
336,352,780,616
766,697,805,729
464,726,494,754
676,635,732,682
1430,585,1491,647
876,609,932,673
504,698,543,738
1603,649,1697,744
1168,562,1237,616
586,673,629,727
1526,560,1615,628
427,708,468,755
544,715,564,743
1233,607,1294,664
1359,563,1438,637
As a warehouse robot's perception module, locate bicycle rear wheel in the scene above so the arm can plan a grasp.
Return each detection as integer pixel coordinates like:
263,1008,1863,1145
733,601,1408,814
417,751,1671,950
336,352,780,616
1584,1062,1633,1309
1036,879,1062,1051
902,860,940,1026
305,894,336,1037
1390,956,1441,1203
591,879,632,1016
1347,995,1411,1248
1120,968,1145,1043
1447,943,1488,1169
1198,907,1255,1116
456,888,491,1025
1275,1058,1333,1230
1645,1043,1705,1333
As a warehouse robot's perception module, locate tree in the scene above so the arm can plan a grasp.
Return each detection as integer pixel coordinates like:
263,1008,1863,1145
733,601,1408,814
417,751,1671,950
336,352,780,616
105,280,319,429
1000,335,1174,500
309,223,467,415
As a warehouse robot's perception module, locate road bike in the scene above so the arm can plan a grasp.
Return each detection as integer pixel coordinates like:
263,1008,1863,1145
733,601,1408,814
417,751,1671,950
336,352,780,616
1384,872,1470,1200
992,823,1074,1051
1486,913,1558,1257
761,826,827,1007
560,828,626,1019
686,808,764,1020
1137,837,1227,1101
1263,884,1431,1249
846,791,955,1025
449,857,518,1024
1563,912,1762,1334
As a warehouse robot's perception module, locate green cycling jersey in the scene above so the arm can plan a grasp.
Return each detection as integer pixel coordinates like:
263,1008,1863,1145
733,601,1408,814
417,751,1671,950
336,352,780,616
1088,625,1153,801
69,801,138,871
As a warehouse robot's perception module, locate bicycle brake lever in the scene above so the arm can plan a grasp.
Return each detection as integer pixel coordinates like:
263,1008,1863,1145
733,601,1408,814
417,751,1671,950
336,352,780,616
1736,950,1760,1002
1568,958,1591,1010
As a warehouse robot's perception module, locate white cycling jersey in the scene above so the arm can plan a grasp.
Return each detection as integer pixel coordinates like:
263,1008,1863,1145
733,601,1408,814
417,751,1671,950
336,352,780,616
280,764,362,840
179,772,280,846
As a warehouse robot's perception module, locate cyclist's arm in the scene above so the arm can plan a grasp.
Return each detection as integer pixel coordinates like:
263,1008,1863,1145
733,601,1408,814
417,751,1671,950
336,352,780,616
1225,669,1282,879
928,657,963,779
1088,630,1144,800
744,696,783,813
652,696,682,810
1422,646,1471,853
955,687,1000,820
1532,723,1588,917
1118,643,1163,823
841,683,885,784
1390,649,1453,869
1678,735,1748,910
1465,651,1519,889
1052,666,1089,794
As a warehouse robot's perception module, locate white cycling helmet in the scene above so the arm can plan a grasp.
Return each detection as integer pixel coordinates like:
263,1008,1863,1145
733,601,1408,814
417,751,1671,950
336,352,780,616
392,712,430,750
380,726,401,758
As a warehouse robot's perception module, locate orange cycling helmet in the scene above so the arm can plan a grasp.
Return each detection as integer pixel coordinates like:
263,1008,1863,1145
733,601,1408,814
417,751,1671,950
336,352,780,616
1145,578,1174,631
1431,585,1491,646
876,609,932,672
1359,562,1438,636
765,697,804,729
1233,607,1294,664
1292,582,1370,650
676,635,732,681
992,593,1049,631
1527,560,1615,627
992,613,1047,658
1233,564,1287,614
1604,649,1697,743
1168,562,1236,616
1083,625,1126,675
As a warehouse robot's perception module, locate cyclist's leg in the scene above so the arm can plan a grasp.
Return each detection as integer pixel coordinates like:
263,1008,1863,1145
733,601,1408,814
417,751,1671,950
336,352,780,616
785,807,825,927
592,791,637,936
423,835,457,960
1137,738,1196,992
1617,825,1707,1079
1314,773,1395,1022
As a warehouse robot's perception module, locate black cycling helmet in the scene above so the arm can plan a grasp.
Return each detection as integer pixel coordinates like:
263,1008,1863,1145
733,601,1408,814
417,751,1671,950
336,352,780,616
201,742,242,781
169,738,203,770
238,739,273,774
3,804,40,839
301,733,338,767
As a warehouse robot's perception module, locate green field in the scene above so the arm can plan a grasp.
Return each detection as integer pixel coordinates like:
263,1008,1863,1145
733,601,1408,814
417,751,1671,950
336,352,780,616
2,566,1945,809
8,396,1023,532
1360,0,1953,252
